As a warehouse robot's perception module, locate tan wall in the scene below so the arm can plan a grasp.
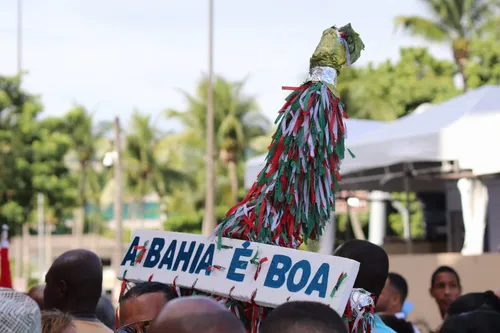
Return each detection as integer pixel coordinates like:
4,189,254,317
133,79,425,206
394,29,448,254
389,253,500,332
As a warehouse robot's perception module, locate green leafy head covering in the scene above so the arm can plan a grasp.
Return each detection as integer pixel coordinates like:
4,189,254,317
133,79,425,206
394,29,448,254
309,24,365,73
338,23,365,65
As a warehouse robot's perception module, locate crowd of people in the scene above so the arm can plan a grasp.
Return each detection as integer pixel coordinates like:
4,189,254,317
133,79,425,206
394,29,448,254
0,240,499,333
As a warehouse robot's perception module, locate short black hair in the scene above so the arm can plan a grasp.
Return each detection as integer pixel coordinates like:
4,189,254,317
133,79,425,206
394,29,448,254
120,282,177,303
441,309,500,333
260,301,347,333
333,240,389,298
430,266,461,289
447,291,500,317
379,315,414,333
387,272,408,303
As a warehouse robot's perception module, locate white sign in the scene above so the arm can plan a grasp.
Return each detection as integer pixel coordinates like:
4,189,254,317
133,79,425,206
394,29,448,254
119,230,359,314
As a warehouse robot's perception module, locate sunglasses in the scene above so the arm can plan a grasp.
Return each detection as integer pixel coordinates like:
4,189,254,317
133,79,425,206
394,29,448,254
115,320,151,333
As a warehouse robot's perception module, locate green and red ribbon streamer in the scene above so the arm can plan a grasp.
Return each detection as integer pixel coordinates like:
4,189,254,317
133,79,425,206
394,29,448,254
330,272,348,298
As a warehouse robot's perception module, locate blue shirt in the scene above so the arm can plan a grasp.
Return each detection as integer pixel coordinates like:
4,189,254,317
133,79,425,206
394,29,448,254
375,314,397,333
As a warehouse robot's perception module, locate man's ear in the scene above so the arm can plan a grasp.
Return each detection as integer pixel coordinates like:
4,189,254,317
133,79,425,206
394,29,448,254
393,293,402,306
429,287,434,298
59,280,68,299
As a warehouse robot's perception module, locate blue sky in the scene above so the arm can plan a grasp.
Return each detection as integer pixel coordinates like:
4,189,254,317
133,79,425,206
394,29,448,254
0,0,450,128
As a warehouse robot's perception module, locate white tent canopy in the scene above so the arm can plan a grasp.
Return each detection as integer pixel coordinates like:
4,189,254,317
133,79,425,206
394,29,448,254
244,119,387,189
341,85,500,176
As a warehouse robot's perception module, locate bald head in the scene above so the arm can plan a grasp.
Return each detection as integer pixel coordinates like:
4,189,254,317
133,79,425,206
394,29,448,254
44,249,103,314
156,296,226,320
27,285,45,310
149,296,244,333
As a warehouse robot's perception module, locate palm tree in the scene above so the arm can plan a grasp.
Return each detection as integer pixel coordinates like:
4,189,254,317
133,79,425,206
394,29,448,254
125,111,189,222
394,0,496,89
87,159,113,250
64,106,111,248
216,78,267,203
166,76,270,205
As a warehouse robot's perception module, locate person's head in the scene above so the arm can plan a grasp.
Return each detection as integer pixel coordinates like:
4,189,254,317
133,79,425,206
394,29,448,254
333,240,389,301
376,272,408,314
96,294,115,330
260,301,347,333
440,309,500,333
28,284,46,310
41,310,77,333
379,315,414,333
118,282,177,332
429,266,461,318
149,296,243,333
446,291,500,318
0,287,42,333
44,249,103,314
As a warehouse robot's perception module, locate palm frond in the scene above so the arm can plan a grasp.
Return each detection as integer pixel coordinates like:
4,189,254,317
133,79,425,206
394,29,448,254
394,15,449,41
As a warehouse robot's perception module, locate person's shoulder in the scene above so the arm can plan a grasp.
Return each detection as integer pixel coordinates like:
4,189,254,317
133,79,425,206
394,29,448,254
378,325,397,333
374,315,397,333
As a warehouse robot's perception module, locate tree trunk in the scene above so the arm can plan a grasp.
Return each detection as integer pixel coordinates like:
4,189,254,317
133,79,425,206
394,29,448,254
45,223,52,276
74,163,87,249
228,160,239,204
22,223,29,282
452,41,469,92
140,178,146,229
458,58,468,92
14,225,22,279
348,210,366,240
90,204,100,252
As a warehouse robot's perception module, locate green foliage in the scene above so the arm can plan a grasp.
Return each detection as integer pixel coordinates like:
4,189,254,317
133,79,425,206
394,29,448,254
165,76,271,212
394,0,495,41
339,48,459,120
388,192,425,238
393,0,498,87
102,226,133,242
164,206,230,234
334,212,370,246
0,76,77,234
465,34,500,88
125,111,191,219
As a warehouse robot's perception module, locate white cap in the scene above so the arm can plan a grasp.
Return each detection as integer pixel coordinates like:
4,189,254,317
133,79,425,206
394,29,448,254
0,288,41,333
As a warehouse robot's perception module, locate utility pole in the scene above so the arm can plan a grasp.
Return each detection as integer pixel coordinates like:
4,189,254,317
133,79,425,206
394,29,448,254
112,117,124,302
17,0,22,75
14,0,23,282
202,0,216,236
37,193,45,283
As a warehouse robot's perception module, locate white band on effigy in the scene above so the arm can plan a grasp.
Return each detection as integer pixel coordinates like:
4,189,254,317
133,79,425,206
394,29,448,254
307,66,338,86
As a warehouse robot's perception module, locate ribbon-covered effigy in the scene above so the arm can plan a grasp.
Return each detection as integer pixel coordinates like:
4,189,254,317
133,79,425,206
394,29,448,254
118,23,375,333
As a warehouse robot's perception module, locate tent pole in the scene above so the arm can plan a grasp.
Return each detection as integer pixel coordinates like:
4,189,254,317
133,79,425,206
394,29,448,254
403,163,413,254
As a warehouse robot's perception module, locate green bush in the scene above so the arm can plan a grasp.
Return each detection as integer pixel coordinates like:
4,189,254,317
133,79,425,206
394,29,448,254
164,205,230,234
